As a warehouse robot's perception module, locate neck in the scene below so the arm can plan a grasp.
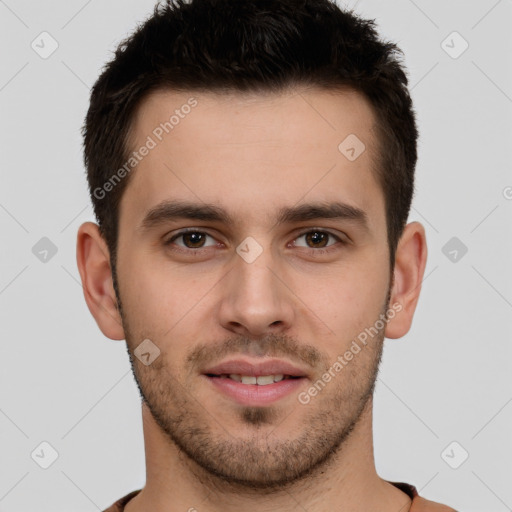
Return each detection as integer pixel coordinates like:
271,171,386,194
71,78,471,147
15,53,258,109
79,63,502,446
125,398,411,512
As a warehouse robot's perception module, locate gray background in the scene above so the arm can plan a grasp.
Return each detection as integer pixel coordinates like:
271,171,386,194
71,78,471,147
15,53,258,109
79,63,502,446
1,0,511,510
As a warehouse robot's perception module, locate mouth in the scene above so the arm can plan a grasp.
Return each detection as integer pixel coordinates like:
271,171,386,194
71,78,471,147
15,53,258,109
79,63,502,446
202,358,308,380
201,359,308,406
203,373,306,406
205,373,302,385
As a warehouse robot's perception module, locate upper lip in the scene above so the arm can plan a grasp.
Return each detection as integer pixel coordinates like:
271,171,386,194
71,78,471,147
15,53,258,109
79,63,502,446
202,358,308,378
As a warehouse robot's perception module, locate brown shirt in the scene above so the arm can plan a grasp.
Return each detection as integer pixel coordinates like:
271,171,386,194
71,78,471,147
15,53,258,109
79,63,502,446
103,481,457,511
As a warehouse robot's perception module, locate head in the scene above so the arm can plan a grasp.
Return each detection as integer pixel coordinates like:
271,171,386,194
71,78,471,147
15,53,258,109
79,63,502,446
77,0,427,490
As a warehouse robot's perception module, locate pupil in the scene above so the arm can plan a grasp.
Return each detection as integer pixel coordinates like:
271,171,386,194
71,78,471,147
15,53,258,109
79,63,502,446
307,231,327,248
185,232,204,248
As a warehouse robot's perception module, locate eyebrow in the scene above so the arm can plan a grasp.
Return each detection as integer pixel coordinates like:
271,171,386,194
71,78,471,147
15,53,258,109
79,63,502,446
139,199,369,231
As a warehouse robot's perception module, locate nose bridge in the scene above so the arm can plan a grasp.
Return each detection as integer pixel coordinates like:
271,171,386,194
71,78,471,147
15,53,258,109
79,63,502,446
237,242,278,297
218,236,294,335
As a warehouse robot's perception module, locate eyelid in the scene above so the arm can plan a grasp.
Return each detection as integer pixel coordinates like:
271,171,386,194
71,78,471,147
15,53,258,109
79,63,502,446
294,227,349,242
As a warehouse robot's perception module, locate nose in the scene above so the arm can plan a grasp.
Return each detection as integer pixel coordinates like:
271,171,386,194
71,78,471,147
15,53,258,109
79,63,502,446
217,242,296,338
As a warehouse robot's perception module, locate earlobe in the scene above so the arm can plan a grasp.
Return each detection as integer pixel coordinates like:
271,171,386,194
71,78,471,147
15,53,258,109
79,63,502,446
384,221,428,339
76,221,125,340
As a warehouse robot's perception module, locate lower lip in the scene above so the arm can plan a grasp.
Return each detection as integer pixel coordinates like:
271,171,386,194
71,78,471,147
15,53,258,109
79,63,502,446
203,375,306,406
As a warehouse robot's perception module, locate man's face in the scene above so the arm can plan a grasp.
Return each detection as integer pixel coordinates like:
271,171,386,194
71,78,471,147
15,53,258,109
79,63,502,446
114,87,391,488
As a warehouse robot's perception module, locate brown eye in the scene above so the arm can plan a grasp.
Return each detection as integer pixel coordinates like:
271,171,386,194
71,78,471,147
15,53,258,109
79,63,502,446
305,231,329,248
294,230,341,250
165,231,217,250
181,232,207,248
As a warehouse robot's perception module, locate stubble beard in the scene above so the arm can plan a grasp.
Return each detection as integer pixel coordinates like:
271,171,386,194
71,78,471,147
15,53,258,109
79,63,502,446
121,320,386,492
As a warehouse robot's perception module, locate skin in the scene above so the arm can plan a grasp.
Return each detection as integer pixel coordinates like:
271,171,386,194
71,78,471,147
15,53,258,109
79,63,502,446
77,86,427,512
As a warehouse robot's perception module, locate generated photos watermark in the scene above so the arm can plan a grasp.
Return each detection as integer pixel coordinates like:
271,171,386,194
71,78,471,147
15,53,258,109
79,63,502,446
298,301,403,405
93,97,198,200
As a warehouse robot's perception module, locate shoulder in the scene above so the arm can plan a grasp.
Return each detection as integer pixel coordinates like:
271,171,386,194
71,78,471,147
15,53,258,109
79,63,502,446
103,490,142,512
388,481,457,512
410,495,458,512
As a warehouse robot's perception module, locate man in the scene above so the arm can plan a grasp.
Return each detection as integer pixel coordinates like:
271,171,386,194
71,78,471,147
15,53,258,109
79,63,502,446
76,0,457,510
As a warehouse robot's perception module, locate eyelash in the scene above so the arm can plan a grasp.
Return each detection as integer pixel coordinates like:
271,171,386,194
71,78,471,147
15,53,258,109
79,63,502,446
164,228,346,255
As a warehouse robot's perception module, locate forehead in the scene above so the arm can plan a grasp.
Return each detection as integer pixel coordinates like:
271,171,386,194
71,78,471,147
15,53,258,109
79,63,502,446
120,86,384,230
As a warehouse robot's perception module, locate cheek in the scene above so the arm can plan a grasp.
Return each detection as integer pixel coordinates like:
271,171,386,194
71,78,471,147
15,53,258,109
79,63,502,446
296,259,389,343
119,251,216,338
117,253,172,335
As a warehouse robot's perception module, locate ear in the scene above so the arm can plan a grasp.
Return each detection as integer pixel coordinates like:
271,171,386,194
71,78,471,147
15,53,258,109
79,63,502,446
76,221,125,340
384,221,427,339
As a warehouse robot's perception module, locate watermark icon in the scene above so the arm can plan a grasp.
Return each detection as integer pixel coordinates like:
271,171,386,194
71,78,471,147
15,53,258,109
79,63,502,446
338,133,366,161
441,441,469,469
503,186,512,200
298,301,402,405
31,441,59,469
93,97,198,200
442,236,468,263
31,31,59,59
32,237,58,263
134,338,161,366
441,31,469,60
236,236,264,263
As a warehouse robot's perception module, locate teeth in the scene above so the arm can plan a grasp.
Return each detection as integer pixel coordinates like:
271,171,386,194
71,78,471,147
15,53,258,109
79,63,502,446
256,375,274,385
228,374,286,385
